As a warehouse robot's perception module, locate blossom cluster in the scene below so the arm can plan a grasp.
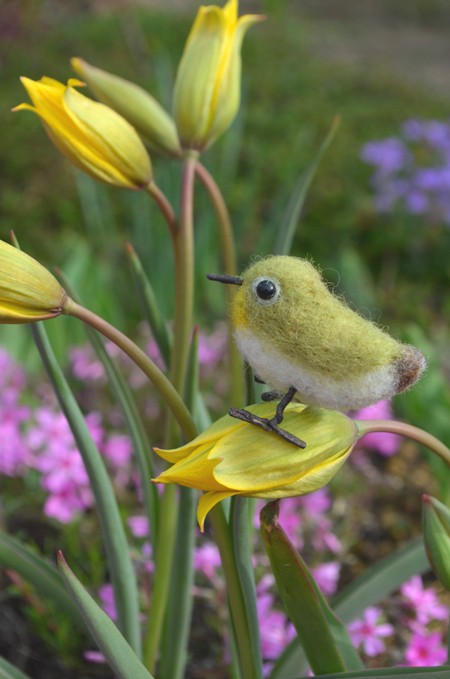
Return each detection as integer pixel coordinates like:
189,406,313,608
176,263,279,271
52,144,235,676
361,119,450,225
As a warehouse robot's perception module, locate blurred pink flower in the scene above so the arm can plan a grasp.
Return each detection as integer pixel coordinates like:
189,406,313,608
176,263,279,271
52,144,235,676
102,433,133,467
98,583,117,621
128,515,149,538
312,561,341,596
348,606,394,656
257,593,296,661
194,542,221,580
353,400,402,457
400,575,449,625
70,346,105,383
404,630,447,666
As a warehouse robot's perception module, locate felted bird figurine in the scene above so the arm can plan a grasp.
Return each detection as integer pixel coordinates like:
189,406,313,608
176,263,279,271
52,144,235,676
208,255,427,448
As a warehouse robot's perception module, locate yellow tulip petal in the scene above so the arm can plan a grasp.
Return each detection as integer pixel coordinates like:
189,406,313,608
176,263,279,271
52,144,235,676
15,76,152,189
197,490,237,532
210,406,356,492
153,443,228,492
0,241,67,324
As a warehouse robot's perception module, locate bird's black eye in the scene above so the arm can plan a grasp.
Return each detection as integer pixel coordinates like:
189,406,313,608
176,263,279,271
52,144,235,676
252,276,281,306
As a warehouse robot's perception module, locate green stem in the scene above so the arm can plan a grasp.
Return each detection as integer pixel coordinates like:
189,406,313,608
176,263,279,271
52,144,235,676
356,419,450,467
143,153,198,674
209,504,262,679
64,298,197,442
146,181,178,240
195,160,244,407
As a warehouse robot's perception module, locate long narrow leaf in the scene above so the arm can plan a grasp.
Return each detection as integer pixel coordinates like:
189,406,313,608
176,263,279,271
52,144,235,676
0,655,33,679
125,242,172,365
58,553,154,679
294,668,450,679
31,322,141,656
0,532,82,627
58,271,160,549
261,502,348,676
275,116,340,256
271,538,429,679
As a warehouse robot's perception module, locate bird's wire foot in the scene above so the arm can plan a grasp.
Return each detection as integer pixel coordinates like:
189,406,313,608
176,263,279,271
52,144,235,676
229,387,307,449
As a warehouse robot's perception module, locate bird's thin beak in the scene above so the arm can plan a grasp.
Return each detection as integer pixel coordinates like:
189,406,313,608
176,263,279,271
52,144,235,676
207,273,243,286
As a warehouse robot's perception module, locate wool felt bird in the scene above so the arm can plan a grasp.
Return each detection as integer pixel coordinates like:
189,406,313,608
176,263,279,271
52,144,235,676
208,255,427,447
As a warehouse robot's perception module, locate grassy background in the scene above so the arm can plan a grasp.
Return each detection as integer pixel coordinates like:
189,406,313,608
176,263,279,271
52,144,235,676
0,0,449,387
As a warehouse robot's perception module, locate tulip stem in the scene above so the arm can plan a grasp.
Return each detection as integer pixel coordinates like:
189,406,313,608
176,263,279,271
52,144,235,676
64,298,197,442
146,181,178,239
357,419,450,467
143,153,198,674
209,504,263,679
195,160,244,407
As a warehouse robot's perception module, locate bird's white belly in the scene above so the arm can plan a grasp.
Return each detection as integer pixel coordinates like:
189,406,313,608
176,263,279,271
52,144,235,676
234,328,398,411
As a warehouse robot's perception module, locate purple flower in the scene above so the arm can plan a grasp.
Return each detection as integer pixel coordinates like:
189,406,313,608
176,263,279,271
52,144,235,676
312,561,340,596
400,575,448,626
70,346,105,383
404,630,447,666
348,606,394,656
257,593,296,662
98,583,117,621
128,515,149,539
354,400,402,457
194,542,221,580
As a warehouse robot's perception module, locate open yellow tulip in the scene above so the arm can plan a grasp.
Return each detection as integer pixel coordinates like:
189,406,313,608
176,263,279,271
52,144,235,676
173,0,264,152
14,77,152,189
0,240,67,323
154,403,358,530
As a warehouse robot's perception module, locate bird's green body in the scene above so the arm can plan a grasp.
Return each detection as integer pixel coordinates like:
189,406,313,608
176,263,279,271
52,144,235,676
229,256,426,411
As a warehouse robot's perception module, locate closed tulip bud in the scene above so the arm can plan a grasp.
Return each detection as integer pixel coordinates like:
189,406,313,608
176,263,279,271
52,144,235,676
173,0,264,152
14,76,152,189
0,240,67,323
71,58,182,158
153,403,357,530
422,494,450,591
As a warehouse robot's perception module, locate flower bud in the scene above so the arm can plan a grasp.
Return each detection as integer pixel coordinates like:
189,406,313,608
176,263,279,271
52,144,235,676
173,0,264,152
422,494,450,591
153,403,357,530
71,58,181,158
0,240,67,323
14,77,152,189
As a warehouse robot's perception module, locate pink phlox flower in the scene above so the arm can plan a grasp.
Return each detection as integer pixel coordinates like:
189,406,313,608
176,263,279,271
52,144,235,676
400,575,449,625
141,542,154,572
70,346,105,383
256,573,275,595
128,515,149,539
299,488,331,514
353,400,402,457
404,630,447,666
84,650,106,664
278,498,304,548
98,583,117,621
311,515,342,554
26,408,76,456
102,433,133,468
194,542,221,580
43,483,93,523
198,323,227,374
0,348,26,393
312,561,341,596
0,420,29,476
257,593,296,661
348,606,394,656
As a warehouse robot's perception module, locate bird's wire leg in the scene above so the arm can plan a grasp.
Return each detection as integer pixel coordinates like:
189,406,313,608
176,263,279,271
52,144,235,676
229,385,306,449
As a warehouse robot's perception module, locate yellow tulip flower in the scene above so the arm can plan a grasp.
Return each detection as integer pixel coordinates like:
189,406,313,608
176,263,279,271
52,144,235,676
71,58,182,159
0,240,67,323
14,77,152,189
154,403,358,530
173,0,264,152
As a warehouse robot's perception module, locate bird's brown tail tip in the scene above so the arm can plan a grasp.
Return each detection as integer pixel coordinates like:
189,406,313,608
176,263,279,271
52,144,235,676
395,345,427,393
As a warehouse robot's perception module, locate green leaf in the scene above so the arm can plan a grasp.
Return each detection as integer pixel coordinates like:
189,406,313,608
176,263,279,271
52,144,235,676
261,502,350,676
0,655,33,679
31,322,141,657
58,553,154,679
270,538,429,679
293,668,450,679
275,116,340,256
125,241,172,365
0,532,82,627
59,272,160,549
